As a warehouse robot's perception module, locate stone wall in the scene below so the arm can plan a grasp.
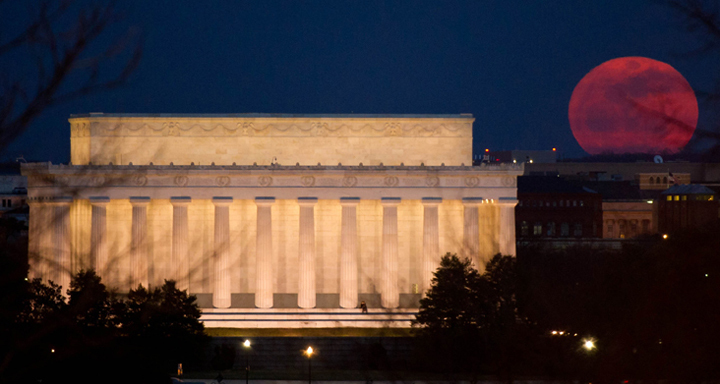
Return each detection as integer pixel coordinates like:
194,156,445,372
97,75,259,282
69,114,474,167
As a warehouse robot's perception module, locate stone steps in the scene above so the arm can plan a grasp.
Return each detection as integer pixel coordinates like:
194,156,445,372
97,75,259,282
201,308,418,329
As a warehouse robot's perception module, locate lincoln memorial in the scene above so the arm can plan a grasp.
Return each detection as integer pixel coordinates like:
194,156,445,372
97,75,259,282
22,114,522,327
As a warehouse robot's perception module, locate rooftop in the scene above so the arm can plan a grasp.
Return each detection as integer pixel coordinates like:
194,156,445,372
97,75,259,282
661,184,716,195
70,113,474,119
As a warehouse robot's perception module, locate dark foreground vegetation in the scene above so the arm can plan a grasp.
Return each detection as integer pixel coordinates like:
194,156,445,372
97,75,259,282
2,216,720,382
413,221,720,382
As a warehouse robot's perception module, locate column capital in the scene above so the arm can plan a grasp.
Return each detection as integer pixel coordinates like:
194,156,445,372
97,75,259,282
380,197,401,207
255,196,275,206
129,196,151,207
340,197,360,206
462,197,483,207
46,196,74,206
497,197,519,207
298,197,318,207
171,196,192,206
89,196,110,207
421,197,442,206
212,196,233,206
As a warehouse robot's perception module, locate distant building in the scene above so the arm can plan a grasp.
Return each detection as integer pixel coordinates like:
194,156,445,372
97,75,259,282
584,181,655,239
0,168,28,224
516,176,603,241
637,172,691,190
657,184,718,234
480,150,557,165
525,162,720,183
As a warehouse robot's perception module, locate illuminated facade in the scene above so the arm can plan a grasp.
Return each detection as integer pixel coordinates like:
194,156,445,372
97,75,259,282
23,114,521,326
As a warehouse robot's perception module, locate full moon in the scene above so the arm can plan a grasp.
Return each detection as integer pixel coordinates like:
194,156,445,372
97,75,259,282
569,57,698,155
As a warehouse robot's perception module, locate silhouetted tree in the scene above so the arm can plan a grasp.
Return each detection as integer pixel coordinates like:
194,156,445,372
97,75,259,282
414,253,526,376
67,269,120,329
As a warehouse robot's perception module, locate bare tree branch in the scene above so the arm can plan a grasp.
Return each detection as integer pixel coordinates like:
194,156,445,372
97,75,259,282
0,0,142,154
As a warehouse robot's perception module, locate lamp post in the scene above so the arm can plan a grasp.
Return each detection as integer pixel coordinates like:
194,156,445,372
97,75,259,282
305,346,314,384
243,339,251,384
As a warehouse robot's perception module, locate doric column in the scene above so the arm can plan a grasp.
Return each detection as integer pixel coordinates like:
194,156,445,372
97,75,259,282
463,197,482,267
381,197,401,309
298,197,318,309
130,196,150,289
89,197,110,275
498,197,519,256
27,199,46,280
213,197,232,308
421,197,441,296
51,197,73,290
255,197,275,309
171,197,191,292
339,197,360,309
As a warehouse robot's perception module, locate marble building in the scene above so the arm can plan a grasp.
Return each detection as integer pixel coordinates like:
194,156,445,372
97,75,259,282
22,114,521,326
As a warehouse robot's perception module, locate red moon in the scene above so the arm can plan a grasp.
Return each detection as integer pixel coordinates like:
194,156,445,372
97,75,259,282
569,57,698,155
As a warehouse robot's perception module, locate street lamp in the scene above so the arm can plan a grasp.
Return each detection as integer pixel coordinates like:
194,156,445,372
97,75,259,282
243,339,251,384
583,339,596,351
305,346,314,384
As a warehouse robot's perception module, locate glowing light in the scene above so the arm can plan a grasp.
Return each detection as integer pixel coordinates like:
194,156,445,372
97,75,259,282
583,339,596,350
705,274,709,277
306,346,313,357
551,330,558,335
552,148,556,151
662,234,668,240
647,200,653,204
244,339,251,348
558,331,565,335
51,349,55,353
513,159,517,163
485,148,489,153
529,159,533,163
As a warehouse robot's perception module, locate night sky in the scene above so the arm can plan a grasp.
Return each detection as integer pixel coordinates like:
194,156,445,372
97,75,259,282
2,0,717,163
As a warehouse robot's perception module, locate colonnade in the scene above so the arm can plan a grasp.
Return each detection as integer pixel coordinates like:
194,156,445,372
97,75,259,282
29,196,517,309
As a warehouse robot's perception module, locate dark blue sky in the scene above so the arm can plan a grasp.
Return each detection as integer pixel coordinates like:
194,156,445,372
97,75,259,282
3,1,717,162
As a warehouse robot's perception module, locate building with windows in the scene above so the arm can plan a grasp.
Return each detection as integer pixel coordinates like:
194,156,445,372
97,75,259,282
22,113,522,328
515,176,603,242
657,184,718,234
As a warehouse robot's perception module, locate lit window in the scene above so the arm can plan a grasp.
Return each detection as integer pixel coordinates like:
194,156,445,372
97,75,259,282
681,195,687,201
533,222,542,236
666,196,672,201
710,195,715,201
580,200,584,207
674,195,680,201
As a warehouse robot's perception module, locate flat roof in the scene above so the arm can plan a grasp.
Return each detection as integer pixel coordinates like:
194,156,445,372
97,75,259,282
70,113,474,119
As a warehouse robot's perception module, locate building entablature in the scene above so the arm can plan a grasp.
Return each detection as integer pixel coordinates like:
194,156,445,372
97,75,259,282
22,162,523,201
